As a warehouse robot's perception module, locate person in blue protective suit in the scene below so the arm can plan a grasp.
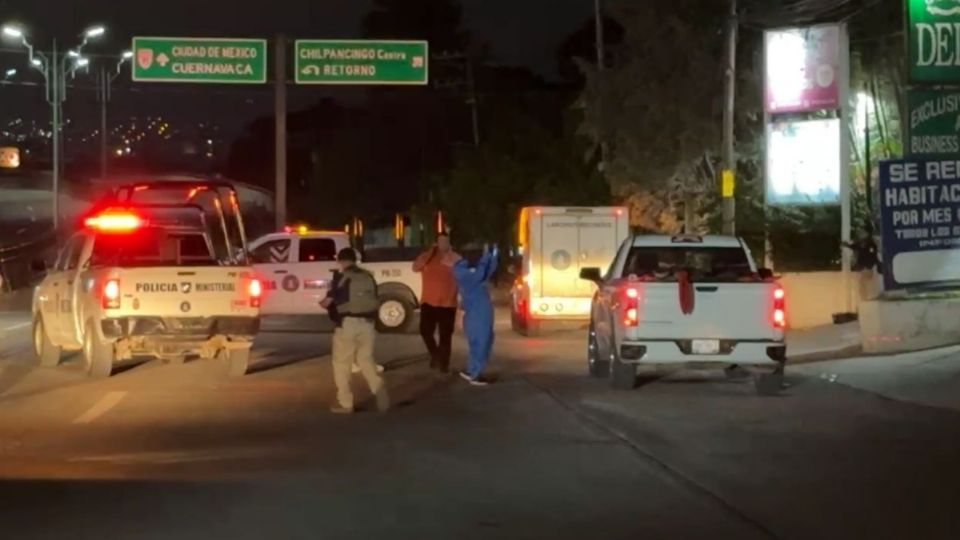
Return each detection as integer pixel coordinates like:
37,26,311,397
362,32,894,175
446,244,498,386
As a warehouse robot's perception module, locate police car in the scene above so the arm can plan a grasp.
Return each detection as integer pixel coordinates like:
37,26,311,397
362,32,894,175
248,228,422,332
31,183,262,378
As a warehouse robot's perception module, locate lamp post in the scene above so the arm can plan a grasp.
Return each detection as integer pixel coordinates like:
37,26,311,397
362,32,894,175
1,23,105,230
98,51,132,179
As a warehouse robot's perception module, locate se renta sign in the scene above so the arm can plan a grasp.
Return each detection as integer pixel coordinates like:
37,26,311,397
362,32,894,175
908,0,960,83
879,158,960,290
132,37,267,84
295,40,428,85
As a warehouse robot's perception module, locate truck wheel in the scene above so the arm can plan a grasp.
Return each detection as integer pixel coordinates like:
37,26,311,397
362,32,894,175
587,323,609,378
754,366,785,396
83,322,114,379
376,294,415,334
33,315,62,367
224,347,251,377
610,353,637,391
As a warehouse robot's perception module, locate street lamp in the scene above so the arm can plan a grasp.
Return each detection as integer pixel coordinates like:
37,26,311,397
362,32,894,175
98,50,133,178
1,22,105,230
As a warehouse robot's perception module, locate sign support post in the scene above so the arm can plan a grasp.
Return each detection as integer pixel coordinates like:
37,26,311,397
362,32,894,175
275,34,287,230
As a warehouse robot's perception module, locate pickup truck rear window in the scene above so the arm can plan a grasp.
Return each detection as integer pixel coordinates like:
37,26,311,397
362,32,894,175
622,247,754,282
90,229,217,267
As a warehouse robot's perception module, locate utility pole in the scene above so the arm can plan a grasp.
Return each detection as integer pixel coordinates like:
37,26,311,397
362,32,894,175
98,66,108,179
721,0,738,236
50,40,60,230
433,52,480,148
595,0,607,173
466,59,480,148
274,34,287,230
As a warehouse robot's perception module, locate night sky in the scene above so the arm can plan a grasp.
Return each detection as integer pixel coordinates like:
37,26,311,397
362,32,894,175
0,0,594,160
0,0,592,77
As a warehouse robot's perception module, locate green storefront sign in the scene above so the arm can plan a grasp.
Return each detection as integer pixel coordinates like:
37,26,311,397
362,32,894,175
908,0,960,82
132,37,267,84
295,40,428,85
908,89,960,155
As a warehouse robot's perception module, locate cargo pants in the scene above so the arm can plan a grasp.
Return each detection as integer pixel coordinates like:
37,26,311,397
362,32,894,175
332,317,389,411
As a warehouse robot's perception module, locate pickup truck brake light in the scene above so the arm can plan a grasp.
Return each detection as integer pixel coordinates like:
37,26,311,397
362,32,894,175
103,279,121,309
248,279,263,308
623,287,640,327
773,287,786,329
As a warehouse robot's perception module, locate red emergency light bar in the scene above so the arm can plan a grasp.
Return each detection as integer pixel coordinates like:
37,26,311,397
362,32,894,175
84,210,144,233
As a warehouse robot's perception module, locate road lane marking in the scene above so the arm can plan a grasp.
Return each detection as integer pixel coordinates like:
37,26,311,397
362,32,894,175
1,322,31,333
73,391,127,424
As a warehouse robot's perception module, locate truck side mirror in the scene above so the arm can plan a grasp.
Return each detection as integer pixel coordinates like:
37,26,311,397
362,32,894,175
758,268,774,280
580,267,603,284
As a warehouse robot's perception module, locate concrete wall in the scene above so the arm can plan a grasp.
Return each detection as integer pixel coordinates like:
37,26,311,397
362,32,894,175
860,296,960,354
779,272,859,330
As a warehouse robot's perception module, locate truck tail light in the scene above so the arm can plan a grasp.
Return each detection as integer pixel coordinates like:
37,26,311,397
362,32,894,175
623,287,639,327
103,279,121,310
249,279,263,308
773,287,786,329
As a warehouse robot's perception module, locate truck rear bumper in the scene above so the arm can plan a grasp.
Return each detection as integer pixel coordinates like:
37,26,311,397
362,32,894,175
620,339,786,367
101,316,260,341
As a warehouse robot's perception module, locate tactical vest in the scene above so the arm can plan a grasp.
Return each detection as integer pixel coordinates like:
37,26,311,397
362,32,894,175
339,267,379,316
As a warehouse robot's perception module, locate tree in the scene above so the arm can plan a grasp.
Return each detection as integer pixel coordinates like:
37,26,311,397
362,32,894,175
577,0,730,232
440,103,609,247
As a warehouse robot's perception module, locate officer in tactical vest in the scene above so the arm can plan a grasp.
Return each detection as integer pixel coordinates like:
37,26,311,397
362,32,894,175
321,248,390,414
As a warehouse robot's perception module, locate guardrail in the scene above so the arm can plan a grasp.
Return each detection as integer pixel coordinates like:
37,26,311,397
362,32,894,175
0,231,57,292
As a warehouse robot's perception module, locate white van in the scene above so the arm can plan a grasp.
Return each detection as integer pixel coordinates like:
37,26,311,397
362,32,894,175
511,207,630,335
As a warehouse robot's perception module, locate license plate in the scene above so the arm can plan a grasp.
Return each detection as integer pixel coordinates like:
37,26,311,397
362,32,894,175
691,339,720,355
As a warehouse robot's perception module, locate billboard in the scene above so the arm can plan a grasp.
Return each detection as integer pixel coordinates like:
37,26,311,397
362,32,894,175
907,0,960,83
879,158,960,290
764,25,841,114
765,119,841,205
907,89,960,156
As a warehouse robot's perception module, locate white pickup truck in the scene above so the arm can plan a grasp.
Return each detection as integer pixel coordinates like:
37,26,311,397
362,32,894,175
248,230,422,332
580,235,786,395
32,184,262,378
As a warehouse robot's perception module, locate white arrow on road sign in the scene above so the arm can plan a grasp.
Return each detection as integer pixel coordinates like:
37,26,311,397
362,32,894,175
302,65,320,76
157,53,170,67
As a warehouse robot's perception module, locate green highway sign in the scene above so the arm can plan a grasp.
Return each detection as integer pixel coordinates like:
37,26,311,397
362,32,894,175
908,0,960,82
132,37,267,84
907,89,960,156
295,40,428,85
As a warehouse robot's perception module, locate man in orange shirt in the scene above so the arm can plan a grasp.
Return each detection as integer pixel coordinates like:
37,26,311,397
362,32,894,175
413,233,459,373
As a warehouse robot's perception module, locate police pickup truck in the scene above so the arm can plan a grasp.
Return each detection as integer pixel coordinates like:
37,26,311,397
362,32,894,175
31,183,262,378
248,228,422,332
580,235,787,395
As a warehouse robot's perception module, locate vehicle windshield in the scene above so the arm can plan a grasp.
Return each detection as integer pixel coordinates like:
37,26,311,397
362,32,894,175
622,246,754,282
90,228,218,267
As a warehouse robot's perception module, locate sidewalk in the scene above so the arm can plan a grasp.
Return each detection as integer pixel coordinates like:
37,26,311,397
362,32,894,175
788,321,861,361
792,346,960,413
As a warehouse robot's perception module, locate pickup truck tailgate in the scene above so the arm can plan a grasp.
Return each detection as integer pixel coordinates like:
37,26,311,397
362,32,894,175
632,282,779,341
117,267,257,317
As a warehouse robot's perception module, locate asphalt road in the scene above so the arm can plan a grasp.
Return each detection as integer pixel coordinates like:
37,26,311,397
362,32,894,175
0,309,958,539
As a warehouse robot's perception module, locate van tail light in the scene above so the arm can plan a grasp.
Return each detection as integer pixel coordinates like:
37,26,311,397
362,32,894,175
103,279,121,310
623,287,640,327
249,279,263,308
773,287,786,329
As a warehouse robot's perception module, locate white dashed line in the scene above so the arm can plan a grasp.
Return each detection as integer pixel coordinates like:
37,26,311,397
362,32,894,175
73,391,127,424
